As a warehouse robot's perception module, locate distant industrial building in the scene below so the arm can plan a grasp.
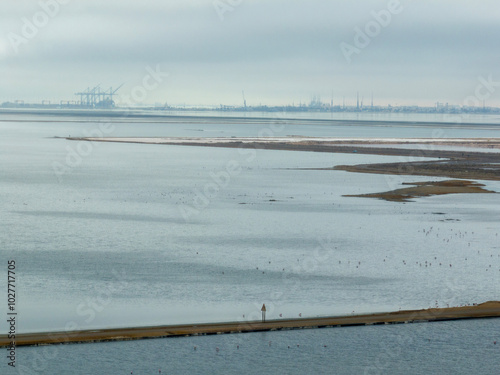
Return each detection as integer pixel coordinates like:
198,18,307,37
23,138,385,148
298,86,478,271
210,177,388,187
75,85,123,109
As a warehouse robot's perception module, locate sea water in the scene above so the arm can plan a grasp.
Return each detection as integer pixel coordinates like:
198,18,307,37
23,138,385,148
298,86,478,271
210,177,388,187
12,319,500,374
1,113,499,373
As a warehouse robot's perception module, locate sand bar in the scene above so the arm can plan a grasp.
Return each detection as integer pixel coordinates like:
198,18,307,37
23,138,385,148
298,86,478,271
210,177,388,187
343,180,496,202
67,136,500,147
2,302,499,347
67,136,500,181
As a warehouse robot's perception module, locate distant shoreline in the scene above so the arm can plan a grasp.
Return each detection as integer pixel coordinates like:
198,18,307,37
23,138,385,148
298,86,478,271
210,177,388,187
2,108,500,128
1,302,499,348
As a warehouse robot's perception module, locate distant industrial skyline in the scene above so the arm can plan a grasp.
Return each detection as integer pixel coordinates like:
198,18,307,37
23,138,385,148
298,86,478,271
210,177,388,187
1,84,498,112
1,1,499,107
2,90,499,115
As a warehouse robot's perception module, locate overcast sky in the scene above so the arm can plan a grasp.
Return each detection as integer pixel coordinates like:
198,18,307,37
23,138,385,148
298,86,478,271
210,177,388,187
1,0,499,107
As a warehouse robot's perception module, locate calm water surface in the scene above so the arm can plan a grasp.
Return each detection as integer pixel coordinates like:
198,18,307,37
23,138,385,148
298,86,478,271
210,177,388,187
1,113,499,373
13,319,500,375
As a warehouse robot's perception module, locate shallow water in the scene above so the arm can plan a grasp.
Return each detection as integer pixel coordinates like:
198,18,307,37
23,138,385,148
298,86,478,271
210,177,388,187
12,319,500,375
1,114,499,373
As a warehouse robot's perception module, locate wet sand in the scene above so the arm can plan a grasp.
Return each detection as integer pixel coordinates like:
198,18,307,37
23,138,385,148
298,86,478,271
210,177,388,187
68,136,500,181
1,302,499,347
344,180,496,202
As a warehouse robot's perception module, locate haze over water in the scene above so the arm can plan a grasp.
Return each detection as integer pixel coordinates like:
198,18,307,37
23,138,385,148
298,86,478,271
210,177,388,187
1,113,499,374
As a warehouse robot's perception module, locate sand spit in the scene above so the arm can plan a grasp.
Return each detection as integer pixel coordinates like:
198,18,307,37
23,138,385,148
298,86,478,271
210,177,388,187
332,160,500,181
67,136,500,147
68,136,500,181
1,302,499,348
344,180,496,202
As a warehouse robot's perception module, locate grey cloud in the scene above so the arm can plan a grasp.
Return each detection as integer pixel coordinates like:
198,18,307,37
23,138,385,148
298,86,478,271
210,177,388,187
1,0,499,106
